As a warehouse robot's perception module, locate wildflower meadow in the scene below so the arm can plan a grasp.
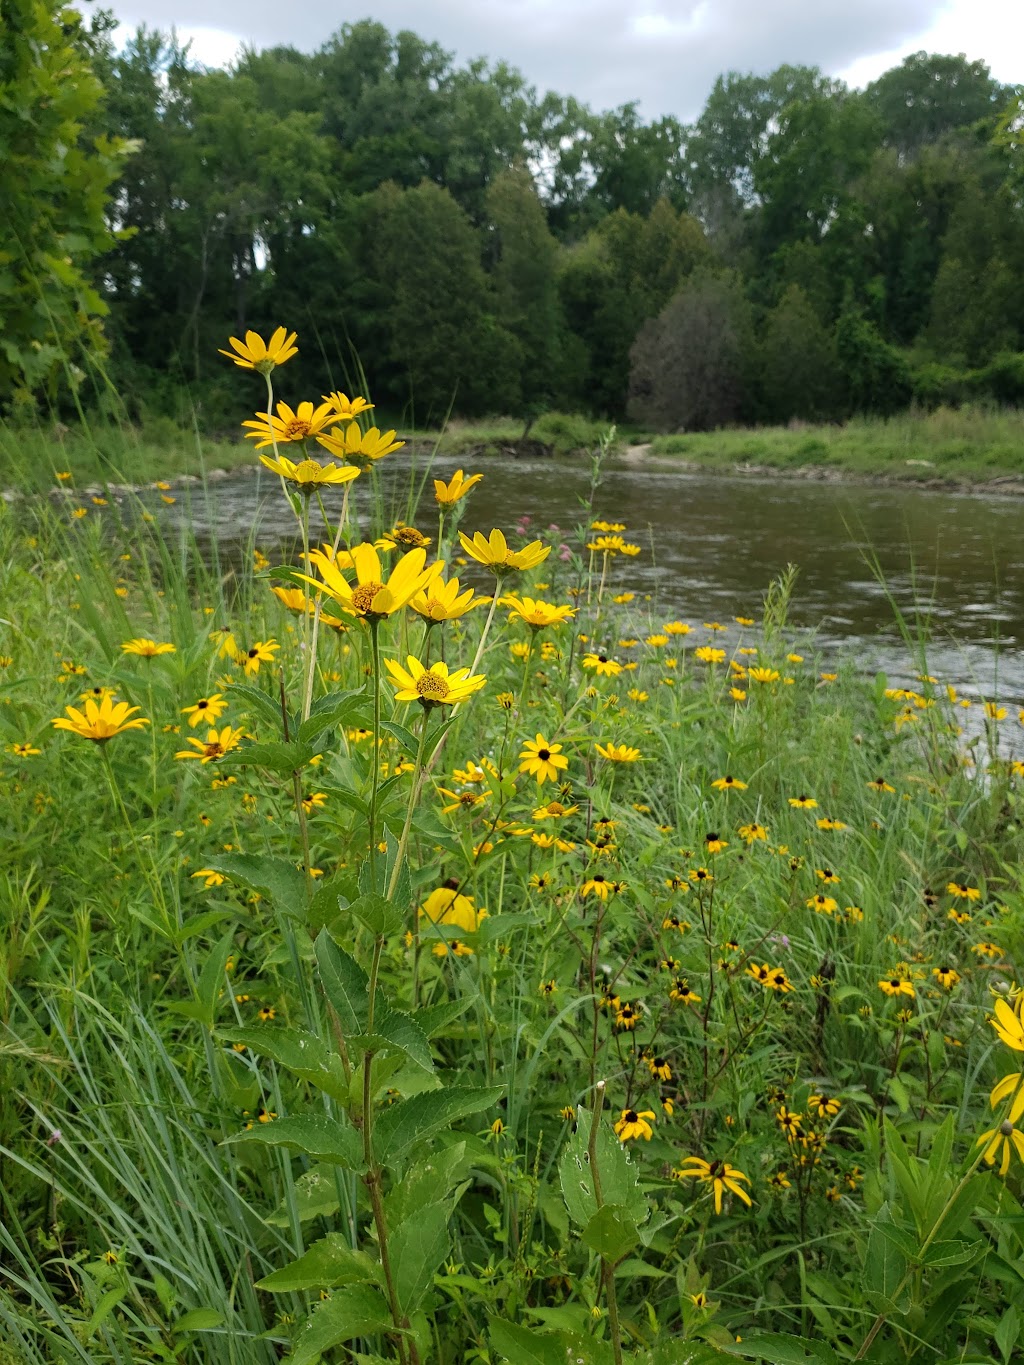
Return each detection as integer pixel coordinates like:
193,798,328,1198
3,331,1024,1365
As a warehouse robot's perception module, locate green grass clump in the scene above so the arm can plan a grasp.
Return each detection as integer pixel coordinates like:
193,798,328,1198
2,384,1024,1364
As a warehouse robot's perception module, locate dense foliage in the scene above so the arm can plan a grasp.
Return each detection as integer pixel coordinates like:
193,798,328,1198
3,6,1023,429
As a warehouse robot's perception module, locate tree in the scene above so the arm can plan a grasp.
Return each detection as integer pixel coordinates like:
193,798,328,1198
834,307,911,415
628,270,754,431
760,285,841,422
865,52,1009,155
0,0,129,405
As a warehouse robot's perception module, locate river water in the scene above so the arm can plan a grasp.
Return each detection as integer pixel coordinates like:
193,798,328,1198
151,453,1024,705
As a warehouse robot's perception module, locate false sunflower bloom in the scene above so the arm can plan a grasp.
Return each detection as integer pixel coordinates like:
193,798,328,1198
322,391,374,422
503,595,576,629
434,469,483,506
175,725,245,763
595,742,641,762
242,400,339,449
218,327,298,373
122,638,176,658
673,1157,752,1214
614,1109,656,1142
411,574,489,622
459,529,550,575
317,424,405,465
384,656,485,709
419,886,484,933
259,453,360,491
519,734,569,785
52,696,149,743
297,544,439,622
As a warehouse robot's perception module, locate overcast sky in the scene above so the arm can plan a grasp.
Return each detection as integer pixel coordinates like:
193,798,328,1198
106,0,1023,119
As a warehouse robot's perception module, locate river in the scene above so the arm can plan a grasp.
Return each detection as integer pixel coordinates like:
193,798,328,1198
149,453,1024,706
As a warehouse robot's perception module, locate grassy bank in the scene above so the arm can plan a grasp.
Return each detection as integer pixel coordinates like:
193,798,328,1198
3,362,1024,1361
648,406,1024,484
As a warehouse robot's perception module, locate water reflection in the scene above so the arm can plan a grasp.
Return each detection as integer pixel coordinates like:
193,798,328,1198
147,454,1024,702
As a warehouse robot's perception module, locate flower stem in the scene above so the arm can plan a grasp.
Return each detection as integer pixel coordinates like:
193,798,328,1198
368,618,382,880
587,1081,624,1365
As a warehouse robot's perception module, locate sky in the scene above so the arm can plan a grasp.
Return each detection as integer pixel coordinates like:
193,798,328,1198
107,0,1024,119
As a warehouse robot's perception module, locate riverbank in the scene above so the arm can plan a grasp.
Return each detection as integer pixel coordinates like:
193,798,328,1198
4,405,1024,497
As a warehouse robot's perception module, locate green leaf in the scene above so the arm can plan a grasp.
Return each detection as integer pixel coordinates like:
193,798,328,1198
559,1108,648,1229
218,1027,349,1102
374,1086,504,1165
299,688,366,743
267,1165,340,1226
221,739,316,773
996,1303,1020,1364
166,928,234,1031
390,1202,450,1315
581,1204,641,1262
224,1114,363,1170
347,893,406,939
172,1308,224,1333
226,682,286,732
863,1203,911,1314
205,854,305,914
720,1333,839,1363
415,999,471,1038
256,1235,381,1292
285,1285,394,1365
354,1007,434,1074
886,1074,910,1113
488,1318,567,1365
315,929,368,1033
378,718,419,756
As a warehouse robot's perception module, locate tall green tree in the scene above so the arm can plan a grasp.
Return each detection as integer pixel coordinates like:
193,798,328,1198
760,285,841,421
865,51,1009,155
0,0,129,404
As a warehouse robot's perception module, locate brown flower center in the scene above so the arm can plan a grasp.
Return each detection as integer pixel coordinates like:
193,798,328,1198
415,671,450,702
537,748,550,760
351,580,384,614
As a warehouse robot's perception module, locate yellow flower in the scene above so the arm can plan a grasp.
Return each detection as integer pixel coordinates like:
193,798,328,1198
434,469,483,506
867,776,896,792
738,822,767,843
978,1087,1024,1176
121,638,175,658
748,666,781,683
878,975,915,999
458,528,550,574
519,734,569,785
240,640,280,676
384,656,485,708
711,775,747,791
582,653,622,676
181,695,228,727
595,742,641,762
175,725,245,763
218,327,297,372
788,795,818,810
694,646,726,664
673,1157,752,1214
8,742,41,757
242,400,339,448
614,1108,655,1141
947,881,980,901
316,424,405,465
664,621,690,635
258,453,360,491
990,997,1024,1052
191,868,227,888
321,390,374,422
298,543,439,622
808,1093,841,1119
503,595,576,628
410,573,489,622
933,965,960,990
52,696,149,743
419,887,484,934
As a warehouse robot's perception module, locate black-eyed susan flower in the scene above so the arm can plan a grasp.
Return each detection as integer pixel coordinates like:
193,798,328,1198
933,965,960,990
807,1093,841,1119
181,695,228,727
767,1170,791,1189
459,528,549,574
867,777,895,793
8,741,41,757
595,741,641,762
977,1089,1024,1176
434,469,482,505
673,1157,752,1214
240,640,280,676
990,998,1024,1052
947,881,981,901
669,979,701,1004
219,326,298,372
613,1001,640,1030
766,968,793,993
613,1108,655,1141
528,871,553,892
776,1106,802,1139
747,963,771,985
646,1055,673,1082
973,942,1002,959
689,867,713,885
298,543,439,622
384,656,486,709
738,822,768,843
52,696,149,743
175,725,245,763
259,452,360,491
317,423,405,465
503,594,576,629
788,794,818,810
121,638,175,658
878,975,915,999
704,833,728,854
582,653,622,676
519,734,568,785
815,868,840,884
816,817,847,831
711,775,747,791
539,979,558,997
242,399,339,448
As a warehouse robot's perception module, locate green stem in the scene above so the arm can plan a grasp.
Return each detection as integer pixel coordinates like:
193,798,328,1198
587,1081,624,1365
387,713,431,904
368,618,383,880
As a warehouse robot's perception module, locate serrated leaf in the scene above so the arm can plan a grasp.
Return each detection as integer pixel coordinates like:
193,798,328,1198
863,1203,911,1313
219,1027,349,1102
374,1086,504,1165
559,1109,648,1229
226,682,287,732
285,1285,394,1365
256,1235,381,1292
354,1007,434,1074
267,1165,340,1226
415,999,471,1037
205,854,306,915
391,1202,450,1315
378,718,419,756
347,893,406,938
315,929,368,1033
581,1204,640,1262
221,739,316,773
224,1114,363,1169
488,1318,566,1365
299,688,366,743
720,1333,839,1363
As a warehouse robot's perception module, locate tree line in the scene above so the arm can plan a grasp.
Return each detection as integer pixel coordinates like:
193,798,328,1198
3,0,1024,430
